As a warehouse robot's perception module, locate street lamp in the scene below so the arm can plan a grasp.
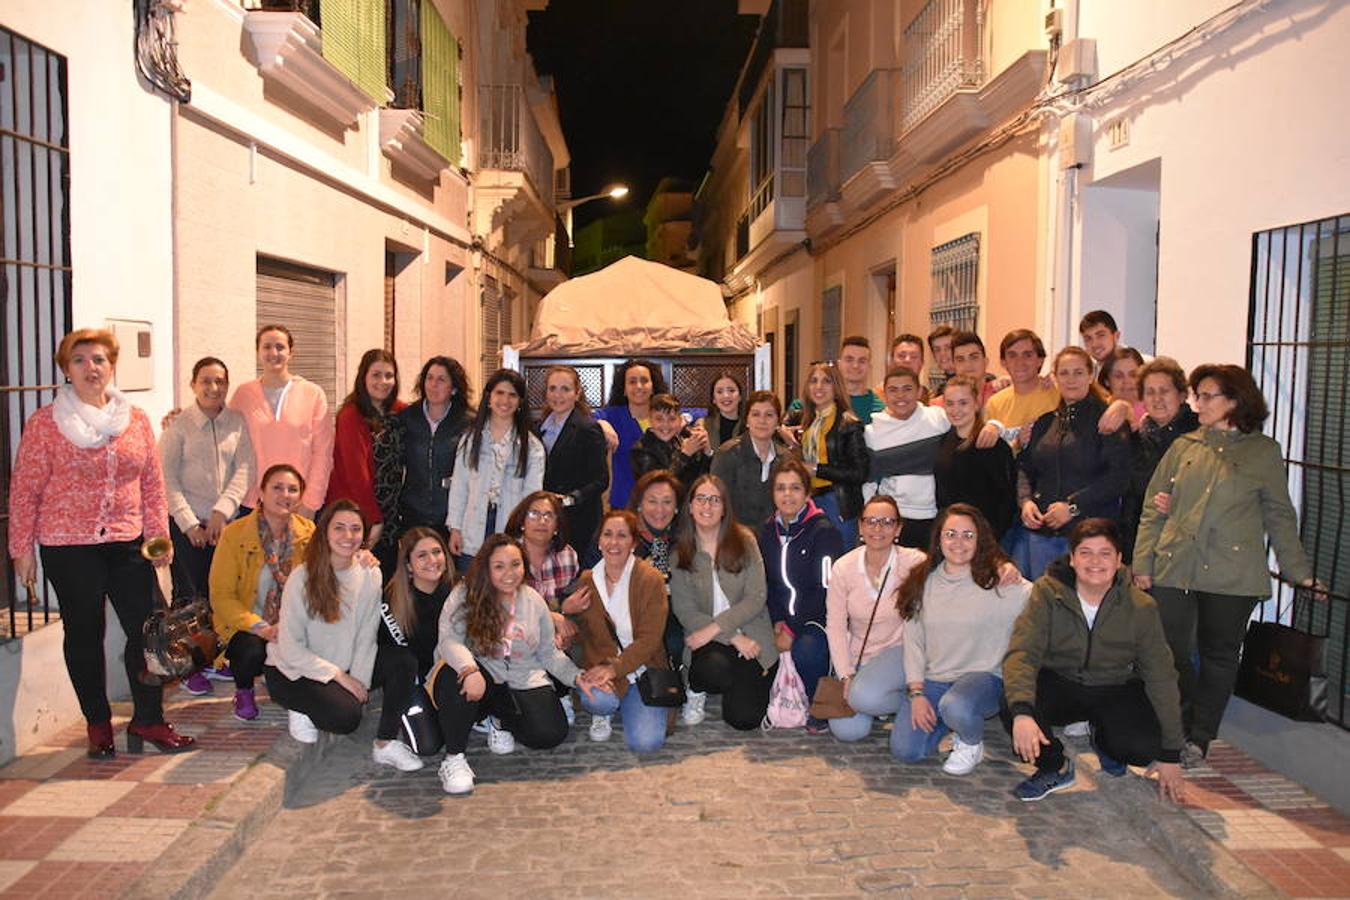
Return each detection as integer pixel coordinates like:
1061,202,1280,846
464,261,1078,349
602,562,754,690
558,184,628,212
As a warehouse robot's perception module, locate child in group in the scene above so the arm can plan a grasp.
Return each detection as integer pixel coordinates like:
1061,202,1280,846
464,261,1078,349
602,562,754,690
630,393,708,485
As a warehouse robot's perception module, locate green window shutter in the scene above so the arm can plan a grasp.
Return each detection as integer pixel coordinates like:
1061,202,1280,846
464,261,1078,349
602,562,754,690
319,0,386,104
421,3,460,166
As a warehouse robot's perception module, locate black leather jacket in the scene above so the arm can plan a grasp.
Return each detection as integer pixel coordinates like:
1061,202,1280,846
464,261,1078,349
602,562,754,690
814,416,869,521
396,401,470,529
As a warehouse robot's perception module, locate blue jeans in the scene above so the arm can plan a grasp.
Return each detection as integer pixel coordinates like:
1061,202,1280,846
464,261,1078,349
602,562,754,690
813,491,858,549
829,644,906,744
580,684,668,753
891,672,1004,762
1006,524,1069,581
790,622,831,701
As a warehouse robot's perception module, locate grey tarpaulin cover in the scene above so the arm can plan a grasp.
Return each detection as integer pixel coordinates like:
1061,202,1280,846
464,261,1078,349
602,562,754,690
515,255,758,356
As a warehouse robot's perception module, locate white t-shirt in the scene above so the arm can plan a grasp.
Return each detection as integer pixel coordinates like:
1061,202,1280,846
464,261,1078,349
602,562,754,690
712,572,731,618
1080,598,1101,630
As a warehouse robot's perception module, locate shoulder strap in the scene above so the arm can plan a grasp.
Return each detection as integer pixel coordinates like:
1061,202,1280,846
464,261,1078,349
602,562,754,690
853,562,892,671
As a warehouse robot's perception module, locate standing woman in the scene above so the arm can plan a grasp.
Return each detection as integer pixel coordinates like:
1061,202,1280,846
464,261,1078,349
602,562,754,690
230,324,334,519
326,349,406,551
395,356,473,538
668,474,778,730
570,509,673,751
757,459,844,731
710,390,796,528
595,358,668,509
826,495,922,746
538,365,609,550
370,527,453,772
159,356,254,600
9,328,193,757
1134,364,1318,767
264,500,382,743
1013,346,1130,579
892,504,1030,773
696,374,745,450
1121,357,1199,564
933,376,1016,541
210,464,314,721
430,534,589,794
796,363,869,548
445,369,545,570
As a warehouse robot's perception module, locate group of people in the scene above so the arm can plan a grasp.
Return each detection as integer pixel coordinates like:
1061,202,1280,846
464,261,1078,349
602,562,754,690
7,311,1320,802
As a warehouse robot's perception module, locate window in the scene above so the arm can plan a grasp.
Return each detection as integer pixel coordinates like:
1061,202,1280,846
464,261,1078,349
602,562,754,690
387,0,460,165
1248,213,1348,727
929,233,979,333
480,275,512,376
779,68,808,198
748,80,775,223
319,0,387,104
783,318,798,405
820,285,842,362
387,0,421,109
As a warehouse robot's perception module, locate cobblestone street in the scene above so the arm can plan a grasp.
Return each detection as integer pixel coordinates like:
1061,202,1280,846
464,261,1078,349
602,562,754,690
211,704,1210,899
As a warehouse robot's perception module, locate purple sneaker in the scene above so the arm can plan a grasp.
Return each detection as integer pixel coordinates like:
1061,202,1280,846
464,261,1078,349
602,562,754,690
233,688,259,722
182,671,212,696
205,665,234,682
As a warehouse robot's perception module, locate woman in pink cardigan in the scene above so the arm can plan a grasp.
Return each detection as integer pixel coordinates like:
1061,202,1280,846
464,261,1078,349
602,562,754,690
8,329,195,759
230,325,334,519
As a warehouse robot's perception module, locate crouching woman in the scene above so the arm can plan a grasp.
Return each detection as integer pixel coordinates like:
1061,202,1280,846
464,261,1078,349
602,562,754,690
263,500,382,743
1002,518,1185,803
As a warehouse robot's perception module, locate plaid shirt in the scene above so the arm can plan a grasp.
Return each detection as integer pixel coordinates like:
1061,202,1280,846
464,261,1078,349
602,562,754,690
528,544,580,611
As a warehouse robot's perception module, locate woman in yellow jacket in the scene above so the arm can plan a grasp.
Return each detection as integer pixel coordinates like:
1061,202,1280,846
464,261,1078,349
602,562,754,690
210,464,315,721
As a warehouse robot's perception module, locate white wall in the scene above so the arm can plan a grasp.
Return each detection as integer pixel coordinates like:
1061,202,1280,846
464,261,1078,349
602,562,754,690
5,0,176,417
1073,0,1350,370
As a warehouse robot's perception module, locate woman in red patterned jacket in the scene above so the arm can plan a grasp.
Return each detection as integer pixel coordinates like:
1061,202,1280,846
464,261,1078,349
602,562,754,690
8,329,195,759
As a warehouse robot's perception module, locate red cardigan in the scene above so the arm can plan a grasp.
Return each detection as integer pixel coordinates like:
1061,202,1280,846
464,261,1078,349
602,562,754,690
325,400,406,523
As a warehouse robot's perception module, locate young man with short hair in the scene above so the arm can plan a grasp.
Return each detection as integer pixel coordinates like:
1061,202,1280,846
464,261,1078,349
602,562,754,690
926,325,956,394
877,334,928,400
1079,310,1121,368
985,330,1060,448
931,331,998,407
835,335,885,425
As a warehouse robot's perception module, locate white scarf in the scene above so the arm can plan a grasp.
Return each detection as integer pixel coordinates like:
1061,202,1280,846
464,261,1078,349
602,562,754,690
52,384,132,449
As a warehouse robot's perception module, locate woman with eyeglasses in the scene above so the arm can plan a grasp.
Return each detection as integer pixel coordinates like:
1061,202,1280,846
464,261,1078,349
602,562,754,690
1134,364,1319,769
891,504,1029,773
825,495,923,745
669,474,778,730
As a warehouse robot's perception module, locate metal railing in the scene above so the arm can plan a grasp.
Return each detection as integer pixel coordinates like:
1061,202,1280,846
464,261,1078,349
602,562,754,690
841,68,900,186
479,84,554,204
245,0,320,20
929,233,980,332
806,127,841,209
901,0,984,133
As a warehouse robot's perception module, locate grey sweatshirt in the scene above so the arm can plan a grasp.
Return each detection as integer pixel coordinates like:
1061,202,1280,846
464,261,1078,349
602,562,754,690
904,566,1030,684
435,583,581,691
265,564,381,687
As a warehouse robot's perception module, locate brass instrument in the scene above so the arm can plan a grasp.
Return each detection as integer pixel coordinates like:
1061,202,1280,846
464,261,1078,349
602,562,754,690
141,535,173,562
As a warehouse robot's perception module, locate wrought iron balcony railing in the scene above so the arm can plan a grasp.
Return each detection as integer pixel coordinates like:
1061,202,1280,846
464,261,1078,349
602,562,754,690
901,0,984,133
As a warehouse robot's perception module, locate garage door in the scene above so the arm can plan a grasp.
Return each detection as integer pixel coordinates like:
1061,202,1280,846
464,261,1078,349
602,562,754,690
256,257,339,405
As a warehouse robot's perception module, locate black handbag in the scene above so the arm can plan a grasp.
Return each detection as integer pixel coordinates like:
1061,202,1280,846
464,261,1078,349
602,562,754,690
1235,619,1327,722
601,604,686,709
381,601,445,755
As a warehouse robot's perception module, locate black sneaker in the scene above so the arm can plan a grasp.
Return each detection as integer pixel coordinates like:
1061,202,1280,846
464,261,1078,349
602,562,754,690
1180,740,1207,770
1014,759,1076,801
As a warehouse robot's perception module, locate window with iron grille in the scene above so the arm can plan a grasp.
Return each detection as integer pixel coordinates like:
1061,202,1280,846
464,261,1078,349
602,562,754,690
820,286,842,362
929,233,979,333
480,276,513,376
1248,213,1349,728
1,27,72,638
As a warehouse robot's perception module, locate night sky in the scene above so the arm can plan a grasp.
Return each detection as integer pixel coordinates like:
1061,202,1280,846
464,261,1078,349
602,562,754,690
526,1,759,229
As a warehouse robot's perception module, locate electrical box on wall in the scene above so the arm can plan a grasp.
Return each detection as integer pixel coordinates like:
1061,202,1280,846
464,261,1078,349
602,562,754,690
1056,37,1097,83
106,319,154,392
1059,112,1094,170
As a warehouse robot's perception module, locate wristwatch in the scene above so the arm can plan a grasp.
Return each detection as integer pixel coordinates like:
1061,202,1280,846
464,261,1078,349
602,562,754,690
1067,502,1080,518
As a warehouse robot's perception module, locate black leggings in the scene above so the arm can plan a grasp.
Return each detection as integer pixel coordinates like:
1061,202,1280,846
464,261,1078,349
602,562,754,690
431,663,568,754
225,631,268,690
263,665,364,735
1000,668,1165,773
168,519,215,600
371,644,424,741
40,541,163,727
688,642,775,731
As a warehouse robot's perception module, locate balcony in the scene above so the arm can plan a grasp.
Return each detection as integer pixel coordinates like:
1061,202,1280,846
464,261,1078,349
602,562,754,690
804,128,844,239
379,110,449,184
838,69,901,214
478,84,556,245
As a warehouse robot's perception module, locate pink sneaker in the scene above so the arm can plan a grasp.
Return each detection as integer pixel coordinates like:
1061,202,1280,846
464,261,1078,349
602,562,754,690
182,671,212,696
233,689,259,722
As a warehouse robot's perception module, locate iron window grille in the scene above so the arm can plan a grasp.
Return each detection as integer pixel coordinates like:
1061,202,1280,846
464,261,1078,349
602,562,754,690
929,233,979,333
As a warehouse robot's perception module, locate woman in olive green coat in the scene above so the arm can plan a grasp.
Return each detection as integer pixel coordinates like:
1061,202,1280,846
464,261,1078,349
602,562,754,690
1134,364,1319,767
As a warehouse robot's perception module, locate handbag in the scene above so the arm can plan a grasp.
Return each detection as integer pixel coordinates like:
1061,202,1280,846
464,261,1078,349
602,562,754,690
602,601,686,709
809,560,892,721
763,651,809,729
142,540,222,683
380,600,446,754
1235,612,1327,722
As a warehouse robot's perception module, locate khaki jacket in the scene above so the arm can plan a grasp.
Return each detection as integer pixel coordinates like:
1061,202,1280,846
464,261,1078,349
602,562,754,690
1003,562,1183,760
209,511,315,645
1134,428,1311,597
573,557,671,699
669,530,779,671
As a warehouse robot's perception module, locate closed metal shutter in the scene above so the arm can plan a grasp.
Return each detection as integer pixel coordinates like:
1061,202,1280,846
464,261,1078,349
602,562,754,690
256,257,339,404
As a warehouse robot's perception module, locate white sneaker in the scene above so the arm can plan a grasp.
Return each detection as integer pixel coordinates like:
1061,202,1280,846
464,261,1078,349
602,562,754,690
372,740,424,772
589,714,613,742
287,711,318,744
942,736,984,775
1063,720,1091,738
561,694,576,727
681,691,707,726
486,717,516,755
438,753,474,795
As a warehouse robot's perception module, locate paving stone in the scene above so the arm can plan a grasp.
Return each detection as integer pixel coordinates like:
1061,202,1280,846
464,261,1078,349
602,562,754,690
0,780,135,818
0,747,84,782
47,815,190,862
0,861,35,893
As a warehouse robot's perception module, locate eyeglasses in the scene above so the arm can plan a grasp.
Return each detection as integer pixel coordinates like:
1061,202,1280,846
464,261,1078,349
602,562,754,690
1195,391,1228,402
861,516,899,528
941,529,977,541
525,509,557,522
691,494,724,506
